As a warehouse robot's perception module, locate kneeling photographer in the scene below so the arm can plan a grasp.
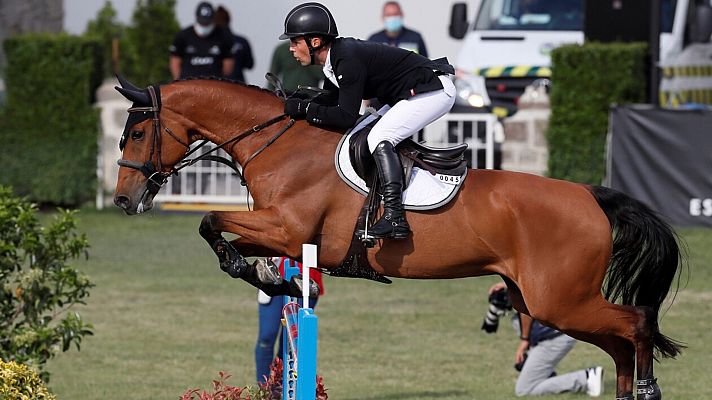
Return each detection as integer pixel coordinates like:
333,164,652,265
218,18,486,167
483,282,604,397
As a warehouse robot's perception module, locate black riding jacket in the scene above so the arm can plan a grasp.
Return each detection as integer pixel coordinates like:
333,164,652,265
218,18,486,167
304,37,453,129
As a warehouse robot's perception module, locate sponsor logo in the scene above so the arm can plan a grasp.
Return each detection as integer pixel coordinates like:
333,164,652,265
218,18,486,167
191,56,215,66
689,198,712,217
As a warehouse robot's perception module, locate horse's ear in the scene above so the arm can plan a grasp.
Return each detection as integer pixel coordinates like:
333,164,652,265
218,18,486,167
115,86,150,105
116,74,143,92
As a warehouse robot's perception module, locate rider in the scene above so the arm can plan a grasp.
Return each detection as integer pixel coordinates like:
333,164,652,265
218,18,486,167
279,2,456,240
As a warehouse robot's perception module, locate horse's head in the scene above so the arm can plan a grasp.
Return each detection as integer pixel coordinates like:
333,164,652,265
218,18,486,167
113,76,193,215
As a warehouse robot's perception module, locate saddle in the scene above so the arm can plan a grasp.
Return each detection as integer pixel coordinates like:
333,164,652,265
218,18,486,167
348,112,468,190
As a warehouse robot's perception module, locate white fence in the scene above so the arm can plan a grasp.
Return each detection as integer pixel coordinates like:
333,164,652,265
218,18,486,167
154,144,252,205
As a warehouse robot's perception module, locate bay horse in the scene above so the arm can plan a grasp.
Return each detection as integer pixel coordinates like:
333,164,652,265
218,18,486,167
113,77,683,400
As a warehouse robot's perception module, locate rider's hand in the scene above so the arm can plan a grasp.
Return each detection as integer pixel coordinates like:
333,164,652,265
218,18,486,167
284,98,310,119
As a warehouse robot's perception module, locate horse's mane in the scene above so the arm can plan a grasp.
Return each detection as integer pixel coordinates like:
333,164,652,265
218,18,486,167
168,75,344,135
170,76,280,99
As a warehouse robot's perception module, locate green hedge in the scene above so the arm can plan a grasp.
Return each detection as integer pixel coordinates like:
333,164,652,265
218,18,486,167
547,42,647,184
0,34,101,206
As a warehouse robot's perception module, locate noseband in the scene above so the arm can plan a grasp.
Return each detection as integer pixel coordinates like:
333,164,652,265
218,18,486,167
117,85,294,199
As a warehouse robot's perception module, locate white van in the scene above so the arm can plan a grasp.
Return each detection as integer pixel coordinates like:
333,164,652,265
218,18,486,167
448,0,712,117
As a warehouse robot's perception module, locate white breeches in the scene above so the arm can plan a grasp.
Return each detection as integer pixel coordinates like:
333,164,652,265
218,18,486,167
367,75,456,153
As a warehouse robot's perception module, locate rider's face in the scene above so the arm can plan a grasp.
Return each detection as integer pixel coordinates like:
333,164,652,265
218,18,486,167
289,36,312,66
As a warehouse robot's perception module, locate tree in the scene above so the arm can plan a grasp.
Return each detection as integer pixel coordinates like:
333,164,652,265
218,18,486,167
85,1,124,79
123,0,180,86
0,186,94,381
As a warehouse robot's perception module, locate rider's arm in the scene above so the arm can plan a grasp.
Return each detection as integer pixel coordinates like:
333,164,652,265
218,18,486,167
304,61,365,129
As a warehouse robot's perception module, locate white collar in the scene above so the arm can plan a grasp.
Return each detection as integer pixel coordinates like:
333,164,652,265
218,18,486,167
322,48,339,88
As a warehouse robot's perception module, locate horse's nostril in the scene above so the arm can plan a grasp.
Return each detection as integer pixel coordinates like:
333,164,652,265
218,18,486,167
114,195,131,210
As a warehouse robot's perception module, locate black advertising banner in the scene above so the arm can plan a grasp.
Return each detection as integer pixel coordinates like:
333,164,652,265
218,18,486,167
607,105,712,227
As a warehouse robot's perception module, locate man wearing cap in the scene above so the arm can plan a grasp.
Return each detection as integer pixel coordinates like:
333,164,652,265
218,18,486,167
169,2,235,79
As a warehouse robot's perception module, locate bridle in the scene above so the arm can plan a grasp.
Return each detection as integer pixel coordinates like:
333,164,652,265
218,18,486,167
117,85,295,203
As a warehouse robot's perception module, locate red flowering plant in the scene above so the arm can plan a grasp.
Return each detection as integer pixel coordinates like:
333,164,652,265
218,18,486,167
179,358,328,400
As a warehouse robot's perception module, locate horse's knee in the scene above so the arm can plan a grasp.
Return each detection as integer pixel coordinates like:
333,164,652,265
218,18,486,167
199,212,220,240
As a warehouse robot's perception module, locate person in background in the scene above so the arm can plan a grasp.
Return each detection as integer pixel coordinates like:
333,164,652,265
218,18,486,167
169,2,234,195
169,1,234,80
367,1,428,57
255,257,324,383
486,282,605,397
267,41,323,93
214,5,254,83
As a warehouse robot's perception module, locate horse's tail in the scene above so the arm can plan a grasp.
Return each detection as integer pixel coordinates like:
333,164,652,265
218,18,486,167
590,185,685,359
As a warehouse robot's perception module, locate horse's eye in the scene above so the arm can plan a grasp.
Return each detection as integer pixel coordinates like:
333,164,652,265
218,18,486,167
131,130,144,140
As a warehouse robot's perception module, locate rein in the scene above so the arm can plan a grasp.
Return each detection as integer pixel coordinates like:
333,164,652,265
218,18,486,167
117,85,295,202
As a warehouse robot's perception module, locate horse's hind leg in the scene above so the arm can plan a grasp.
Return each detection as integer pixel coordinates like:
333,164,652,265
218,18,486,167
563,302,663,400
634,306,662,400
506,282,632,398
579,329,636,399
578,305,662,400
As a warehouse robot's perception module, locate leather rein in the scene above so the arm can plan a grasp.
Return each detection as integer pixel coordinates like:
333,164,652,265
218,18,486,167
117,85,295,201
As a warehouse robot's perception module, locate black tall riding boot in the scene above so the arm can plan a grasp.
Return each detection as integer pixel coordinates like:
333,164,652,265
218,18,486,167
369,141,411,239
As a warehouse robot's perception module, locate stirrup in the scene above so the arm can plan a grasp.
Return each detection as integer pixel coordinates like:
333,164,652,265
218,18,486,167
356,230,377,248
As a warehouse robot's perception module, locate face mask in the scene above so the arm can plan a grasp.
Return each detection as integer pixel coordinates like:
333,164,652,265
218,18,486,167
384,16,403,33
194,23,215,37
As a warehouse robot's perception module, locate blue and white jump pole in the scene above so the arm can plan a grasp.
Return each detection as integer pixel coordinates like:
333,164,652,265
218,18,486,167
282,244,319,400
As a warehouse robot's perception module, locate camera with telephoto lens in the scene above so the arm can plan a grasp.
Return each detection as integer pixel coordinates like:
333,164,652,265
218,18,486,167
481,287,512,333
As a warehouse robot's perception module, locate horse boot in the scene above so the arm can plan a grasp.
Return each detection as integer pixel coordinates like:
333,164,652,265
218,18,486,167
238,258,320,298
212,238,249,278
636,378,661,400
369,141,411,240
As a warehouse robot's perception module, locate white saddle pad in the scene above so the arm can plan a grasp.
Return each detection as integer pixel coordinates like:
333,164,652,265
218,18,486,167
334,109,467,211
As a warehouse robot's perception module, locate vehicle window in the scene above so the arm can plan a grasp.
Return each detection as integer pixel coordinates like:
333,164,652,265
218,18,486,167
474,0,583,31
660,0,677,33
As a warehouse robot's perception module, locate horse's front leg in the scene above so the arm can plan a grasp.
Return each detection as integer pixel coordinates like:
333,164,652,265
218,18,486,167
198,209,316,297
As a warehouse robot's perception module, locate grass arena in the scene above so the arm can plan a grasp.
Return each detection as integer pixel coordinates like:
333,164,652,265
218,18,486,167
42,210,711,399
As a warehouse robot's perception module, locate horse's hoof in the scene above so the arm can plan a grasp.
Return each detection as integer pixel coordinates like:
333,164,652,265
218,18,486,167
637,378,661,400
253,258,284,285
615,393,634,400
288,276,320,298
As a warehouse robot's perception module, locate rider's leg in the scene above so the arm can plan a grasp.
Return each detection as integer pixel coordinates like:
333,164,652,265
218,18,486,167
368,140,411,239
366,76,455,239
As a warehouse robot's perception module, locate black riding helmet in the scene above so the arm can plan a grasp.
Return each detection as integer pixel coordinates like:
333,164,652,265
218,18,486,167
280,2,338,64
280,2,338,39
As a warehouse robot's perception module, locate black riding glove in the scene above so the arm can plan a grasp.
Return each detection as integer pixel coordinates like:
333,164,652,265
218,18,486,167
284,98,310,119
